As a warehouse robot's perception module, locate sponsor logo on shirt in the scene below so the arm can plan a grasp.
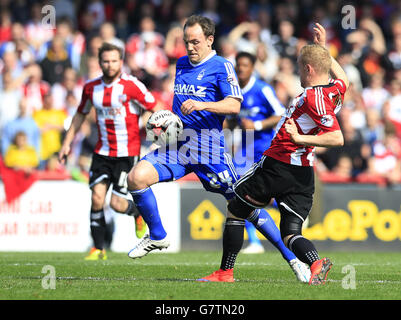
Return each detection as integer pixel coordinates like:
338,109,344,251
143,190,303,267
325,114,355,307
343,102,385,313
320,114,334,127
174,84,207,97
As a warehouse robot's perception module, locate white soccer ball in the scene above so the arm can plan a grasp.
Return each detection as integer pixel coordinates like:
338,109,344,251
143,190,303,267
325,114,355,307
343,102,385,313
146,110,183,145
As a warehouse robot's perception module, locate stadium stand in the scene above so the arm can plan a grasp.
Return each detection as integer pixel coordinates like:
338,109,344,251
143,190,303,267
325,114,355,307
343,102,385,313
0,0,400,191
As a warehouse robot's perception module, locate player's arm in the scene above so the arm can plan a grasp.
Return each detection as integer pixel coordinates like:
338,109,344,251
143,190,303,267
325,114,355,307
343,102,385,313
181,97,241,116
58,112,86,164
285,118,344,147
313,23,349,89
241,115,281,131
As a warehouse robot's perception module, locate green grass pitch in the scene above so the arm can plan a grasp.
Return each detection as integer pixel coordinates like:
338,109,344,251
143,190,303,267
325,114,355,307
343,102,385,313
1,251,400,300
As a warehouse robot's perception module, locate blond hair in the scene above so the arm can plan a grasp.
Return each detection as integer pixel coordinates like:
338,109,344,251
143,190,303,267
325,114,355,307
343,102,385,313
299,44,331,75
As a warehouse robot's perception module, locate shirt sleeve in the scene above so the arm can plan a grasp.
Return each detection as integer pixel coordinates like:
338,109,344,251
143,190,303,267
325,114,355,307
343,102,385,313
261,84,285,116
304,88,341,134
127,77,157,111
330,78,347,96
77,83,92,114
216,61,243,102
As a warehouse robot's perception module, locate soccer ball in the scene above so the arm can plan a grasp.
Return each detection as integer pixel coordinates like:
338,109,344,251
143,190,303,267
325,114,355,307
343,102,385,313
146,110,183,145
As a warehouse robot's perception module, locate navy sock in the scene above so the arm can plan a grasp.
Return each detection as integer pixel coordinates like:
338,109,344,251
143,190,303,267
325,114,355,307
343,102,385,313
288,235,319,266
124,199,140,217
130,187,167,240
220,218,245,270
90,209,106,250
248,209,296,262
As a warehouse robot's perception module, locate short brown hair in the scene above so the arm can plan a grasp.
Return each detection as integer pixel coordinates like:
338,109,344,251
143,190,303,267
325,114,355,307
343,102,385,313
299,44,331,75
184,15,215,38
98,42,124,62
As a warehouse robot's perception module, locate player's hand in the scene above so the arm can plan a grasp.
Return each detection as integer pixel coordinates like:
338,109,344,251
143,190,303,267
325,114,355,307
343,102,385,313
313,22,326,47
240,118,255,130
181,99,204,115
285,118,302,144
58,145,70,165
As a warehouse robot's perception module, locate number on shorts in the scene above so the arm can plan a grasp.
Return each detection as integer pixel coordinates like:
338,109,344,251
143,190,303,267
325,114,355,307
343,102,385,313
207,170,233,189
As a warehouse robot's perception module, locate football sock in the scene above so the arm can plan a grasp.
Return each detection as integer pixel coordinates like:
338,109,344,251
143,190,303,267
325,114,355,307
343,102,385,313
248,209,296,262
124,199,140,217
245,220,261,245
287,235,319,266
220,218,245,270
130,187,167,240
90,209,106,250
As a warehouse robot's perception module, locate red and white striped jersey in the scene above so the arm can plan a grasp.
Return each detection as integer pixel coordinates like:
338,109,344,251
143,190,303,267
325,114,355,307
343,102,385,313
265,79,346,166
77,72,156,157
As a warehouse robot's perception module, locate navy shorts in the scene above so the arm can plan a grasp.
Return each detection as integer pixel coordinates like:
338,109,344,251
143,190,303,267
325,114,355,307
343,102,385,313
142,143,239,200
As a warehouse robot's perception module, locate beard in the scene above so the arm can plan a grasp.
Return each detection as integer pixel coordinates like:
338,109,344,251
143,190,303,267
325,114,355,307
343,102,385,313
102,68,121,82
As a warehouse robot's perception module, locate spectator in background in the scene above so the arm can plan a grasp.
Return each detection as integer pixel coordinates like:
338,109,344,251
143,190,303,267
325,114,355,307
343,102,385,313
254,42,279,83
21,63,50,115
85,55,102,80
114,8,133,42
33,93,67,168
271,19,298,64
344,83,367,131
337,52,363,92
1,97,40,157
51,67,83,113
79,10,98,41
382,79,401,139
361,108,385,148
0,71,22,136
87,0,106,29
216,36,237,65
317,107,370,177
126,16,165,57
39,36,72,85
359,123,401,185
79,35,102,79
0,47,24,86
317,153,354,183
24,2,54,54
164,24,186,62
273,56,303,99
228,21,262,55
53,0,76,25
362,71,390,112
4,130,39,172
384,30,401,77
99,22,125,50
345,18,386,88
127,27,169,80
42,17,85,71
0,10,12,43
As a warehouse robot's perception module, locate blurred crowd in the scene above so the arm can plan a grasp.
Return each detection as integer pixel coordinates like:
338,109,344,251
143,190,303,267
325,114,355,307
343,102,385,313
1,0,401,186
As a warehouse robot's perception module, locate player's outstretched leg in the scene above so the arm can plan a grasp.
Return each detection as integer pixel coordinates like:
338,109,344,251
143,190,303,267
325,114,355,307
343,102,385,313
127,187,169,259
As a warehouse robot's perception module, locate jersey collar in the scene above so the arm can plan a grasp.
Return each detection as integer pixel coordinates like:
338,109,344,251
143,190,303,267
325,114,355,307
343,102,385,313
101,72,123,87
241,75,256,95
188,50,216,67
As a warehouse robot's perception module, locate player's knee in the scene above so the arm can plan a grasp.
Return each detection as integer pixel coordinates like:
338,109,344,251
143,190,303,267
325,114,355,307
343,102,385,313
280,219,303,247
91,191,105,211
127,162,154,190
227,196,254,220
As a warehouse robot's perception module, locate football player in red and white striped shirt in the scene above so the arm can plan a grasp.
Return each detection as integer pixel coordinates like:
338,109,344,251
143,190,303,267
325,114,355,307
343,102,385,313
59,42,160,260
227,23,349,284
